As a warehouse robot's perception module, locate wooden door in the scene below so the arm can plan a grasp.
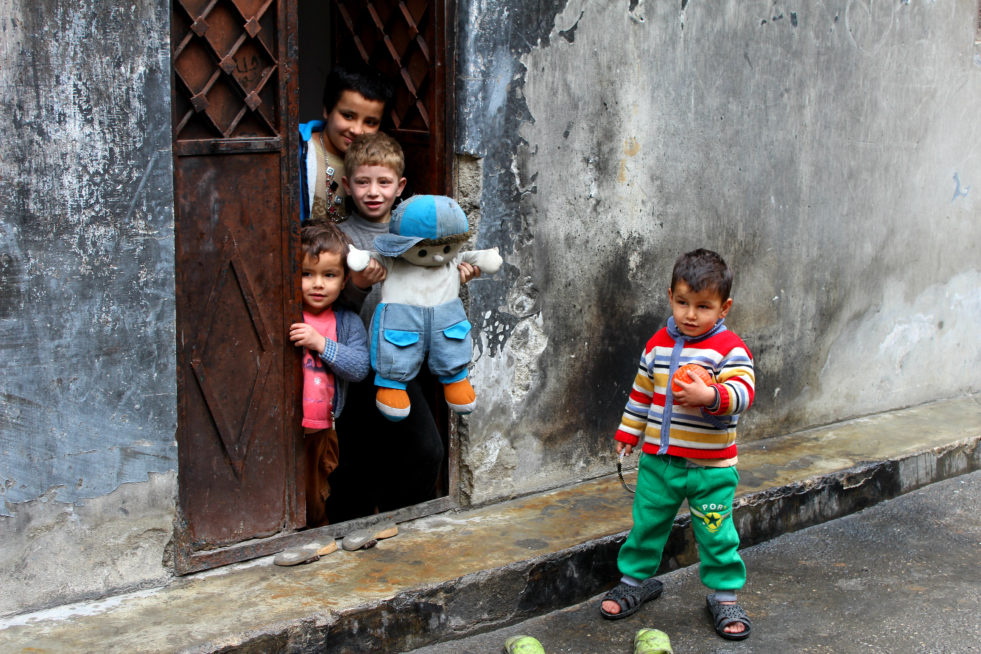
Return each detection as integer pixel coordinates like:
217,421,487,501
171,0,301,574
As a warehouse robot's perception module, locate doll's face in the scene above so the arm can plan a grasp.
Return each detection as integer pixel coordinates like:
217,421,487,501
401,242,464,267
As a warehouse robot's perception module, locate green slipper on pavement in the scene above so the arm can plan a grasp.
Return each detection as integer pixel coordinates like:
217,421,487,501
634,628,672,654
504,635,546,654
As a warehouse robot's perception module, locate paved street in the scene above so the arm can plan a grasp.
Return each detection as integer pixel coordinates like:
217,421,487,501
407,471,981,654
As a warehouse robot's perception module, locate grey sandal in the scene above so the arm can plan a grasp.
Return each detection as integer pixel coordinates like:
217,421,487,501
273,540,338,566
341,521,399,551
599,578,664,620
706,595,751,640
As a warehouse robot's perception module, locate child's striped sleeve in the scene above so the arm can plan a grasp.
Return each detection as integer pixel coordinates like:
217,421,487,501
707,345,754,416
615,349,654,444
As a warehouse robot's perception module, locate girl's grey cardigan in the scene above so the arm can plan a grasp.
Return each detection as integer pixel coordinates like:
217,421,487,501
317,305,370,419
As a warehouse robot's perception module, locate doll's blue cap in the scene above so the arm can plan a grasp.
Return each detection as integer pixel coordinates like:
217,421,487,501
374,195,469,257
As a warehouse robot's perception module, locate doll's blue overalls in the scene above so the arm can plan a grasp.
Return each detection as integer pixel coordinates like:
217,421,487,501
370,299,472,389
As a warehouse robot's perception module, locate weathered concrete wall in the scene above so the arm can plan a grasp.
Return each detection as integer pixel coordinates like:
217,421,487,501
458,0,981,502
0,0,176,614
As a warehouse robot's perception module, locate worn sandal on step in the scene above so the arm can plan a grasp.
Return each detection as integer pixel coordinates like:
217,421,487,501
706,595,752,640
503,635,545,654
634,628,672,654
341,521,399,551
599,578,664,620
273,540,338,566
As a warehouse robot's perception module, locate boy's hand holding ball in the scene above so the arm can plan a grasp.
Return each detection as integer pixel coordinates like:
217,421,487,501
671,363,717,407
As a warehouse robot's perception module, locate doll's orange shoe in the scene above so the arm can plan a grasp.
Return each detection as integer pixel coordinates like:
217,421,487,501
443,378,476,414
376,388,411,421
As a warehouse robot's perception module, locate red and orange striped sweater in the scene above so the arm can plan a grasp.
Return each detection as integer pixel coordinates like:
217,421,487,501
615,318,755,463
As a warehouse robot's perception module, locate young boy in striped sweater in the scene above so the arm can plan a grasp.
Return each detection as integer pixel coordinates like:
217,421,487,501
599,249,755,641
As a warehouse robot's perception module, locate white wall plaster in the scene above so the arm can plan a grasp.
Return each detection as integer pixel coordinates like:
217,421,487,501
820,272,981,414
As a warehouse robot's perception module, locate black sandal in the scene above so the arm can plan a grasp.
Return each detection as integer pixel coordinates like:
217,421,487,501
598,578,664,620
706,595,751,640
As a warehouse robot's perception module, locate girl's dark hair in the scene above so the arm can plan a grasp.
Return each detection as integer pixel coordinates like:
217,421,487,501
322,63,395,115
671,249,733,300
301,220,351,271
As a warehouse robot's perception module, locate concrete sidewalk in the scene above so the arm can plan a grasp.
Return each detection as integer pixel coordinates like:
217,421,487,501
408,470,981,653
0,396,978,653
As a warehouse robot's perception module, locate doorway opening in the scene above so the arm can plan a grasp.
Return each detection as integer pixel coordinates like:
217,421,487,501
296,0,455,529
170,0,455,574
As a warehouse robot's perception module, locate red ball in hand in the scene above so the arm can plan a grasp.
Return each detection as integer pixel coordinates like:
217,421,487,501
671,363,714,393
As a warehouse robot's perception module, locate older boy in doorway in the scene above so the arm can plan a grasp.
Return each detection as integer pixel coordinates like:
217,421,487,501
299,64,392,223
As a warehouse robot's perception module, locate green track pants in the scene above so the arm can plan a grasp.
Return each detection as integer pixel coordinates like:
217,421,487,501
618,455,745,591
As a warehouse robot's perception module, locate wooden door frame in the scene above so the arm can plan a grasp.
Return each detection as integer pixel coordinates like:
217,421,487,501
170,0,459,575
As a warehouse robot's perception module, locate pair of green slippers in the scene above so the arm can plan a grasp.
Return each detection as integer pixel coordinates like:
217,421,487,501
504,628,671,654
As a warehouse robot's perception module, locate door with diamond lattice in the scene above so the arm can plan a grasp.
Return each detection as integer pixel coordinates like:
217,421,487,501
171,0,451,574
171,0,301,574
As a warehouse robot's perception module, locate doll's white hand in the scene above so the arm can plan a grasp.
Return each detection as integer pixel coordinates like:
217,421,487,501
484,248,503,274
347,247,371,272
465,247,503,275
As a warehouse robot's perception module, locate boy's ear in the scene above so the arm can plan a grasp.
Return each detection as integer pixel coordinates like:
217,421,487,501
719,297,733,318
396,177,407,196
341,176,351,195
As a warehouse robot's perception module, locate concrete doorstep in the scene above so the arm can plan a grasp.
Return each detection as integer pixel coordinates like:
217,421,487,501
0,396,978,654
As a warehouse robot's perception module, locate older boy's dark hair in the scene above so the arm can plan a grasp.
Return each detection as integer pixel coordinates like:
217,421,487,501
671,249,733,301
322,63,394,115
301,219,351,271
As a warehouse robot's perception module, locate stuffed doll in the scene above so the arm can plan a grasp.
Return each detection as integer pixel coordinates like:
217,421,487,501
347,195,503,421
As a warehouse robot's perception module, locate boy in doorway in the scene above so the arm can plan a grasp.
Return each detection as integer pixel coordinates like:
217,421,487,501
299,64,393,223
289,220,369,527
328,132,476,522
599,249,755,641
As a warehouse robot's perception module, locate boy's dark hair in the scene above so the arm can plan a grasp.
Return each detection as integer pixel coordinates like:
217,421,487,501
344,132,405,178
301,219,351,272
322,63,395,115
671,249,733,301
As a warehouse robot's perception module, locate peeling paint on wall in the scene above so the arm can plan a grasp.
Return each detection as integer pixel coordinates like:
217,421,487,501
0,0,176,512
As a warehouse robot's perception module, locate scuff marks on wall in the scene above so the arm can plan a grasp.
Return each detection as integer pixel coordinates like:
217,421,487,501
455,0,574,365
952,172,970,201
821,273,981,408
628,0,646,24
558,10,585,42
618,136,642,183
0,0,176,511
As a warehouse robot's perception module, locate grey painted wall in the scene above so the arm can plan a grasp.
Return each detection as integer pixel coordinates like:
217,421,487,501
458,0,981,502
0,0,176,614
